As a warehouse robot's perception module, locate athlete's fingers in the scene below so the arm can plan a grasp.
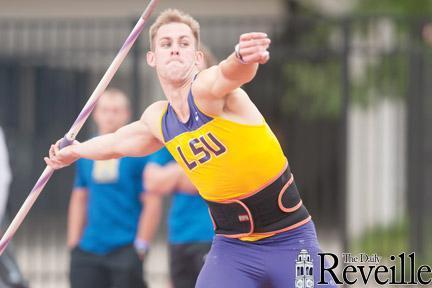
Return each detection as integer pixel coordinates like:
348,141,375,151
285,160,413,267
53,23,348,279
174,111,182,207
241,54,261,64
239,38,271,49
47,146,65,165
44,157,52,167
240,32,268,41
44,157,62,170
258,51,270,64
49,145,56,159
50,156,63,166
54,139,62,153
242,50,270,64
239,45,270,57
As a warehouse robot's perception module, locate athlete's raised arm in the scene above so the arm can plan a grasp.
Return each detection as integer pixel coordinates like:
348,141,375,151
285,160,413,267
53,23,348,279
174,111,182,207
194,32,270,100
45,101,165,170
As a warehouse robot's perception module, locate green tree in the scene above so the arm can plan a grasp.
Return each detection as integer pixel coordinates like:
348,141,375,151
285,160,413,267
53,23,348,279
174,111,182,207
357,0,432,15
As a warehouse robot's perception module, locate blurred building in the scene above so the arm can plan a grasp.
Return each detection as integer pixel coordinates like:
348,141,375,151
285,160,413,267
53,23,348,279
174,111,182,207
0,0,285,18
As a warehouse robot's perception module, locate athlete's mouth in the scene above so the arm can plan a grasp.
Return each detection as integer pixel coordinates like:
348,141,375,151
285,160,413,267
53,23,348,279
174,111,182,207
168,59,183,64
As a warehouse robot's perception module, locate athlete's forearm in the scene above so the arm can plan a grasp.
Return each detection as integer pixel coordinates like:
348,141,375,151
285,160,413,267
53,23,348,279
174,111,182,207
71,133,120,160
219,53,259,86
46,104,164,170
70,120,161,161
218,32,270,87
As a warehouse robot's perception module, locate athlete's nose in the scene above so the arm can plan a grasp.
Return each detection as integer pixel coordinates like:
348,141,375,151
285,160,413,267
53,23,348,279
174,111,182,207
170,43,180,56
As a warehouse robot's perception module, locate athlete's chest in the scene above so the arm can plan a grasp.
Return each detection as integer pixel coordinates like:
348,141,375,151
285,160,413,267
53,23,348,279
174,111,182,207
167,128,228,171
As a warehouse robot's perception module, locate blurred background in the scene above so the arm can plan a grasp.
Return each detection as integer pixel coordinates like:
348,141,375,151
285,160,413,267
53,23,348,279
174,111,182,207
0,0,431,287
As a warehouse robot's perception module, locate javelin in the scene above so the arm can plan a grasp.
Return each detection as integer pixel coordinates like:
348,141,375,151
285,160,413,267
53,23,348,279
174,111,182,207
0,0,160,255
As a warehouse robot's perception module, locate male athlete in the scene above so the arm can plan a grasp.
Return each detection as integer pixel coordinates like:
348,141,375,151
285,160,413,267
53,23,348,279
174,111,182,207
46,9,335,288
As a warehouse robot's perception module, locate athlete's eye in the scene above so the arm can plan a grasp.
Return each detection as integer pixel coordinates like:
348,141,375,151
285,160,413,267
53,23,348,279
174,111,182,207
160,41,171,48
180,42,189,48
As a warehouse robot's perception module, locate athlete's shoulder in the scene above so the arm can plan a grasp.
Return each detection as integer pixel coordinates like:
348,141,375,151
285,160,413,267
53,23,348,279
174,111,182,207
140,100,168,126
192,66,218,98
141,100,168,120
140,100,169,142
191,68,226,116
225,87,252,107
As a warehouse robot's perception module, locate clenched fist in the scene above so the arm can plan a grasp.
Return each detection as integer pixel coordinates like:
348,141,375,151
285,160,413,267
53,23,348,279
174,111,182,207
44,139,80,170
235,32,271,65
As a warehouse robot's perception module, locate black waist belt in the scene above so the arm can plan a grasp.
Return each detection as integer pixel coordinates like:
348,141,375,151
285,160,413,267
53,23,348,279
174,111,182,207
205,168,311,238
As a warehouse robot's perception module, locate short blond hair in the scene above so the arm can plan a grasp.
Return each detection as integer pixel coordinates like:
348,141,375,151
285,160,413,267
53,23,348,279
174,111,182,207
149,9,200,50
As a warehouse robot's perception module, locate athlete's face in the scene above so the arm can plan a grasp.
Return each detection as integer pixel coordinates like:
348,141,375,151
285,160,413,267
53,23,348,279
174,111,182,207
147,22,202,83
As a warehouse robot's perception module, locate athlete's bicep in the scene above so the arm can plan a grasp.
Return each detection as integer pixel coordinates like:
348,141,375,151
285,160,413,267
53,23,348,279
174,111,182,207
194,53,258,102
113,102,166,157
193,66,237,101
191,68,228,115
113,120,162,157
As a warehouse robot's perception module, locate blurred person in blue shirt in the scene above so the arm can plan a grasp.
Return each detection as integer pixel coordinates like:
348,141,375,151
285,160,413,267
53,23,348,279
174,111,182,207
144,46,215,288
68,89,162,288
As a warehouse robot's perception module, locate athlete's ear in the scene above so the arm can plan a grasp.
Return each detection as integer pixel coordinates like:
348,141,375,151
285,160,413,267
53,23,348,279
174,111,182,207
195,50,204,69
147,51,156,67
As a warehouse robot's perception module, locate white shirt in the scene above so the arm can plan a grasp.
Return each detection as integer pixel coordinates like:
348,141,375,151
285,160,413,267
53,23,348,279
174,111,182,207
0,127,11,223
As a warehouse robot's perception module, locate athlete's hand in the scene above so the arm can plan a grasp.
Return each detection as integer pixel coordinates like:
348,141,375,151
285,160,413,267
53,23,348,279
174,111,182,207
44,139,80,170
236,32,271,65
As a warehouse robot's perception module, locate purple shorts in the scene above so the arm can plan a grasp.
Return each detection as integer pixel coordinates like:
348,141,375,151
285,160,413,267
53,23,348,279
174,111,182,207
196,220,337,288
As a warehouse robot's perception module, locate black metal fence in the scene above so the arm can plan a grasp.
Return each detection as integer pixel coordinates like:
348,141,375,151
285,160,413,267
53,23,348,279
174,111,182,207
0,14,430,286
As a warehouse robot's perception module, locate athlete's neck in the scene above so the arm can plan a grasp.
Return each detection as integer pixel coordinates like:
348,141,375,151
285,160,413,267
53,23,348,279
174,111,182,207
160,70,197,123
